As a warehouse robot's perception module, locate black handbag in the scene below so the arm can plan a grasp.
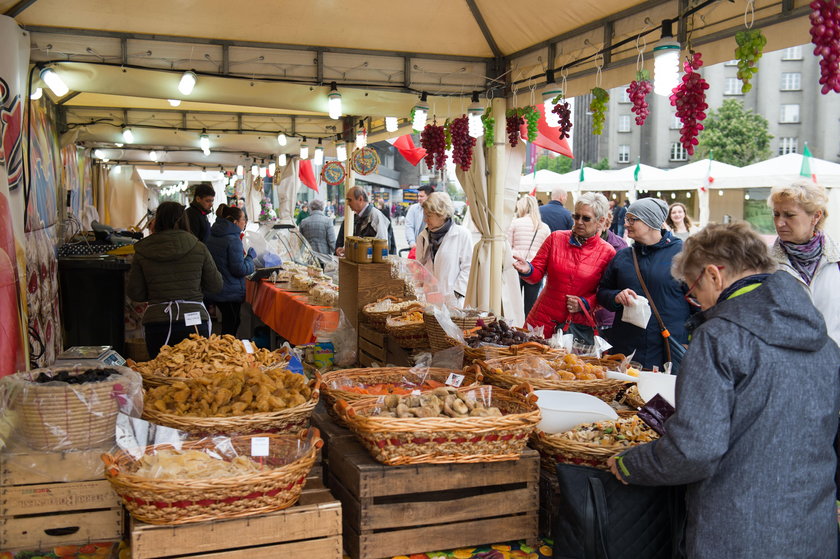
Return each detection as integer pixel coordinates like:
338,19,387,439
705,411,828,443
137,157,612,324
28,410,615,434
552,463,685,559
559,296,598,354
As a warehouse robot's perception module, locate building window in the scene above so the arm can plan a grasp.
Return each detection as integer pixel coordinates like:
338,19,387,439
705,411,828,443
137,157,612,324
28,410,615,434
782,46,803,60
724,59,739,66
670,114,681,130
724,77,742,95
779,137,798,155
780,72,801,91
618,144,630,163
617,115,632,132
670,143,687,161
619,89,631,103
779,104,800,123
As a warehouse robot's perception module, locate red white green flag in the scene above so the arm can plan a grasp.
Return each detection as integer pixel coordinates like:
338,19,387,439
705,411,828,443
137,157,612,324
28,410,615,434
800,143,817,182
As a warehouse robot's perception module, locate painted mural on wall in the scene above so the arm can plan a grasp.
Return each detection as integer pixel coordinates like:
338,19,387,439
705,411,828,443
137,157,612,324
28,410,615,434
26,98,59,231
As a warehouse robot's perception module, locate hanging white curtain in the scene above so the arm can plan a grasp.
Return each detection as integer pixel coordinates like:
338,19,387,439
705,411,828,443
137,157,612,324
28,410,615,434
275,158,300,226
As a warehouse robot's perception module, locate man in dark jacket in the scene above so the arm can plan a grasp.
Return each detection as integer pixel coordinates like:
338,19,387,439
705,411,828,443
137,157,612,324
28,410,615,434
539,186,573,231
185,183,215,243
299,199,336,255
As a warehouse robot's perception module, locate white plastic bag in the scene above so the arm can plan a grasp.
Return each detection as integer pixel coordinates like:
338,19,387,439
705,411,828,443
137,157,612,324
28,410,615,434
621,295,652,329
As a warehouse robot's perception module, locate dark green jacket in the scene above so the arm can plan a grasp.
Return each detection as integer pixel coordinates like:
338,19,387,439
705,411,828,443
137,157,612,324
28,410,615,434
127,229,222,324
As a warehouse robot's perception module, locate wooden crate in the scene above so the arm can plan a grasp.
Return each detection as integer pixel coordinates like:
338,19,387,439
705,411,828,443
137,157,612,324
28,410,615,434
357,323,413,367
129,476,342,559
326,436,539,559
338,259,405,330
1,447,124,552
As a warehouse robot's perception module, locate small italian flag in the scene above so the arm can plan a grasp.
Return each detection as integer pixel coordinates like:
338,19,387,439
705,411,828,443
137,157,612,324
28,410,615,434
800,143,817,183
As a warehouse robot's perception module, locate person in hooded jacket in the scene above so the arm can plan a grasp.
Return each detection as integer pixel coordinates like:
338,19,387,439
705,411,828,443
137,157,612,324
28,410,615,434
205,204,256,336
608,222,840,559
128,202,223,358
597,197,695,369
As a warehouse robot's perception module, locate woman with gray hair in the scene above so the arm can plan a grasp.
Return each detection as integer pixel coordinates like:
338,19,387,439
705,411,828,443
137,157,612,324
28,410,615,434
769,179,839,345
513,192,615,336
299,199,336,255
608,222,839,559
415,192,474,307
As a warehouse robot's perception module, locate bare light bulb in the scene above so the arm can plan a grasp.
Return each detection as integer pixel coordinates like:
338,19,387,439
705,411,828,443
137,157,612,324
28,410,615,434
467,102,484,138
40,68,69,97
149,150,158,162
653,22,681,96
327,83,342,119
178,71,197,96
385,117,399,132
355,129,367,148
278,153,287,167
335,141,347,162
122,127,135,143
199,134,210,152
251,164,259,177
300,142,309,160
277,133,287,146
168,99,181,107
314,145,325,166
236,164,244,177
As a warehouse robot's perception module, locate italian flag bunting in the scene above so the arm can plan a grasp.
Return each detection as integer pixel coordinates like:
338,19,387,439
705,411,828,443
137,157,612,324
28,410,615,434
800,143,817,182
633,159,641,182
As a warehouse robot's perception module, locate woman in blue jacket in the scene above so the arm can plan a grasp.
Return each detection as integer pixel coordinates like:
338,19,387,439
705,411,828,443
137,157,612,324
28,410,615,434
205,204,255,335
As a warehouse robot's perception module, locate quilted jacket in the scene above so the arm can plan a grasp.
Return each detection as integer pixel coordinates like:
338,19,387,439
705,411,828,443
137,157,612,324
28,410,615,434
507,216,551,261
205,218,255,303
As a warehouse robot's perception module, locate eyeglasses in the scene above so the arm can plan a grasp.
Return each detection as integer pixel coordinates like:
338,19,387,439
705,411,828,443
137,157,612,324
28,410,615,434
572,213,593,223
624,216,641,225
683,265,724,308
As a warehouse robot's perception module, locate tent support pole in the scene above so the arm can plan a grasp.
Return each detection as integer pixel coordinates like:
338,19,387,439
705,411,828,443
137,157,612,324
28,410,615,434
488,96,506,315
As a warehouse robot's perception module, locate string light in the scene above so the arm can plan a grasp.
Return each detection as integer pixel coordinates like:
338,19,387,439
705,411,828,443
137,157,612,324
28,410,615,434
93,149,105,159
385,117,399,132
335,141,347,162
355,127,367,148
268,161,276,176
40,68,69,97
314,139,325,165
299,138,309,160
412,93,429,131
178,70,197,95
467,92,484,138
251,164,259,177
168,99,181,107
278,153,287,167
327,82,342,120
149,150,158,162
718,189,724,196
122,127,135,143
30,87,42,100
236,164,244,177
653,20,681,96
199,130,210,156
277,133,287,146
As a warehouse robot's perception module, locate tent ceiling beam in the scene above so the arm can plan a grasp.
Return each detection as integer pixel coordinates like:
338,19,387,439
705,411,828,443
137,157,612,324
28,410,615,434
3,0,38,17
464,0,502,59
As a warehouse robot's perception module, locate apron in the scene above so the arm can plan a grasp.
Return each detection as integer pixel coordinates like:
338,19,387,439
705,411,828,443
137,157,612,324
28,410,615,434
146,299,212,346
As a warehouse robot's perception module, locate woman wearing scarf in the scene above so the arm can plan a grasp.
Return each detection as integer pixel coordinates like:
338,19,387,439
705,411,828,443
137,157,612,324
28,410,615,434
415,192,474,308
770,180,840,345
513,192,615,337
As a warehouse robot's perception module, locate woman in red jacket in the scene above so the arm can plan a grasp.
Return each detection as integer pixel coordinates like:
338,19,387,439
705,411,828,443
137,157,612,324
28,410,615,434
513,192,616,337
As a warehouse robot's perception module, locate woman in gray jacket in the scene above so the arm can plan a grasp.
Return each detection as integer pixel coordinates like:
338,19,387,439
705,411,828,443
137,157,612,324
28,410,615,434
609,222,840,559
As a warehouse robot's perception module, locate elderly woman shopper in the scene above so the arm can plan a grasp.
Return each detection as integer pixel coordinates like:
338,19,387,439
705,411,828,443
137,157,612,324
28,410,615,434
299,199,336,255
608,222,840,559
597,197,694,370
508,196,551,316
128,202,223,358
205,204,256,336
415,192,474,307
513,192,615,337
769,179,839,345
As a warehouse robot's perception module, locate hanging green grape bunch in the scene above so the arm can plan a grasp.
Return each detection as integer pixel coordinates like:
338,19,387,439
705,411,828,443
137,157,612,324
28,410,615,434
481,109,495,148
443,119,453,151
589,88,609,135
735,29,767,93
523,106,540,142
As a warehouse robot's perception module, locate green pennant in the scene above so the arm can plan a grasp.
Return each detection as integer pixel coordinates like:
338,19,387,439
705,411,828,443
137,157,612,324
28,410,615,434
800,143,813,179
579,165,584,182
633,159,641,181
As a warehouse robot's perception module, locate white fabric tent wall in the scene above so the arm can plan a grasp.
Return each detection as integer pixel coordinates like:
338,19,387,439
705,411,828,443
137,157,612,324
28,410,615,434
519,169,565,193
275,159,300,226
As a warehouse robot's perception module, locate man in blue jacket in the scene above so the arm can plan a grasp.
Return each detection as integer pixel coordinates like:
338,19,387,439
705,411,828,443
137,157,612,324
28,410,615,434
539,186,573,231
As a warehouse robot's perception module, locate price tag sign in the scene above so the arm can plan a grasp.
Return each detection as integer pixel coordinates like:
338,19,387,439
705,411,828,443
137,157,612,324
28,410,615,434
251,436,269,457
183,312,201,326
410,389,421,396
445,373,465,387
242,340,255,354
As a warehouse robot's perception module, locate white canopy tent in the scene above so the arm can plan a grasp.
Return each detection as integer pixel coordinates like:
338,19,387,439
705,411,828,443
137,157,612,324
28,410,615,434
518,169,565,193
719,153,840,188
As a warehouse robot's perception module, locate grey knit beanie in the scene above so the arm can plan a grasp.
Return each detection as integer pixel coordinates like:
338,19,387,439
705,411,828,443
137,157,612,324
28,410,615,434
626,198,669,230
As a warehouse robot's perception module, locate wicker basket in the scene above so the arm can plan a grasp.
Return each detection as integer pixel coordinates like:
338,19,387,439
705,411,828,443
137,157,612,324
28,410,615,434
6,366,139,451
530,430,624,472
362,297,423,332
334,384,540,466
135,355,293,389
386,317,429,349
472,356,630,403
103,430,322,525
464,340,563,363
141,379,320,436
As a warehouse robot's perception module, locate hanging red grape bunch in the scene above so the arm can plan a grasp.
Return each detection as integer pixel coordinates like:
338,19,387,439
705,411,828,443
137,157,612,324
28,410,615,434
552,96,573,140
810,0,840,94
626,70,653,125
449,115,476,171
420,121,447,171
505,109,525,147
670,52,709,156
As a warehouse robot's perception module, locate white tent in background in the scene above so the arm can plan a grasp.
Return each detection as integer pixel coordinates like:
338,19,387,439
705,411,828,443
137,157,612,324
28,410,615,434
718,153,840,188
581,163,670,191
518,169,565,193
642,160,742,190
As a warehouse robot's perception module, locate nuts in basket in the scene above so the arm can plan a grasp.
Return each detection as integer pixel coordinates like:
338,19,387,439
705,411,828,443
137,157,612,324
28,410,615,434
373,386,502,419
145,367,311,417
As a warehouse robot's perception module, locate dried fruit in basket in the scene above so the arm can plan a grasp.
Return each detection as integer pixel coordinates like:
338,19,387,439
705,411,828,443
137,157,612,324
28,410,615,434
550,415,658,447
337,378,445,396
145,367,310,417
34,367,121,384
464,319,547,347
373,386,502,419
132,449,268,479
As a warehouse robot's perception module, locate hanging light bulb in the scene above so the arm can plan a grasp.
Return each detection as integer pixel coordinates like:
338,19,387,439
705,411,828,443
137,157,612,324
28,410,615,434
199,131,210,153
467,92,484,138
149,150,158,162
671,192,677,199
299,138,309,159
686,191,692,198
251,164,259,177
278,153,287,167
115,142,124,148
260,165,268,178
653,20,681,96
178,70,197,95
122,127,135,144
542,72,563,127
744,193,750,200
355,126,367,149
327,82,342,120
385,116,399,133
236,164,244,177
277,132,287,146
93,149,105,159
314,140,325,165
718,189,724,196
30,87,43,100
202,147,211,157
412,93,429,131
113,165,121,174
335,141,347,162
268,161,276,176
168,99,181,107
40,68,69,97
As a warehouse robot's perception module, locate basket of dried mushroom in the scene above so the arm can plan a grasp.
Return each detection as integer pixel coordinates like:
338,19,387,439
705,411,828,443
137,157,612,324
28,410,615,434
361,296,424,332
334,383,540,466
142,367,320,435
127,334,290,388
102,429,322,524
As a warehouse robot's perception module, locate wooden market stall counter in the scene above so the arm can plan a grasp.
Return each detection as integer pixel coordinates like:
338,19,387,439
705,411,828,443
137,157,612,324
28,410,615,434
246,279,339,345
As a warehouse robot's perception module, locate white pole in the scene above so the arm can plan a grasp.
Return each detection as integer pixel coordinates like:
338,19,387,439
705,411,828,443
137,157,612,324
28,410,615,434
488,97,507,315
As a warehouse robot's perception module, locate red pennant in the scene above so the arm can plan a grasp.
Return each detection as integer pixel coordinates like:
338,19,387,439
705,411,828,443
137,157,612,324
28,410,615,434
391,135,427,166
299,159,318,192
519,104,574,158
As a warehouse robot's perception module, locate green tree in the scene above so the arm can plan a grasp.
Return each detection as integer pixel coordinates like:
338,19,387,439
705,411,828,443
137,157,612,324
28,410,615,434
694,99,772,166
535,154,573,174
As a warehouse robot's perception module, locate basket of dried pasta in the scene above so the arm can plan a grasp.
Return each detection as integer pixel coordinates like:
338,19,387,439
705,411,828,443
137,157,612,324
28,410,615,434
142,367,320,435
128,334,291,388
334,383,540,466
102,429,322,525
386,309,429,349
472,353,630,403
362,297,424,332
530,415,658,472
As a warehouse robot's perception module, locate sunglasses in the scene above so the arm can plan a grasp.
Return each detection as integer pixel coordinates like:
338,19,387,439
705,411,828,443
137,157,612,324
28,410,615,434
572,213,593,223
683,265,725,308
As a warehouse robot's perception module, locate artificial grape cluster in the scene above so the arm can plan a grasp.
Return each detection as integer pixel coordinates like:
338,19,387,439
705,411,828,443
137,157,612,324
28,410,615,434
505,111,524,147
481,110,495,148
734,29,767,93
669,52,710,156
522,106,540,142
420,123,448,171
444,120,453,151
626,72,653,125
449,115,476,171
810,0,840,94
551,100,573,140
588,88,609,135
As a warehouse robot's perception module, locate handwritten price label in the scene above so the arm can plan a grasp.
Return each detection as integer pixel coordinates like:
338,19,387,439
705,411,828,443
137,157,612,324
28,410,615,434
242,340,255,354
183,312,201,326
251,437,269,457
445,373,465,387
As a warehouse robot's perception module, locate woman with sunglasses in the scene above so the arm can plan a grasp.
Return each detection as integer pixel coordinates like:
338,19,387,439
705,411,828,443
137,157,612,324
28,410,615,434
608,222,839,559
597,197,695,370
513,192,615,337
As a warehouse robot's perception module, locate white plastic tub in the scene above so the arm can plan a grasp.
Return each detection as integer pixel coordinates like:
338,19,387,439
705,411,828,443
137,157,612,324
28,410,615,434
534,390,619,434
